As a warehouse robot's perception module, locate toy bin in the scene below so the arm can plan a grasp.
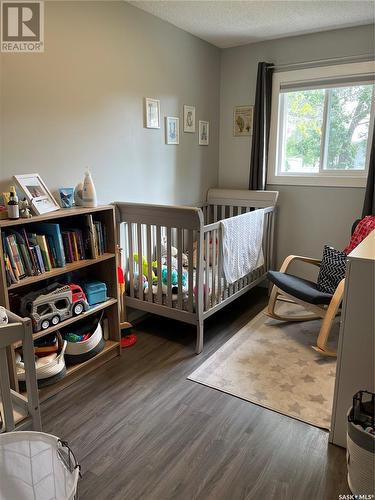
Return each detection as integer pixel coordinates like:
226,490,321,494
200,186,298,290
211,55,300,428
63,314,105,365
0,431,80,500
80,280,108,306
347,391,375,496
16,333,67,389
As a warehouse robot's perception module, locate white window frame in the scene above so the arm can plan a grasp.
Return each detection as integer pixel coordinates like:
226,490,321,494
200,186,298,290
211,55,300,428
268,62,375,187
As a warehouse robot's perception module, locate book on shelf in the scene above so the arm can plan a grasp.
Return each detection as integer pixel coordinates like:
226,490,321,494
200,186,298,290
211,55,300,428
2,217,107,286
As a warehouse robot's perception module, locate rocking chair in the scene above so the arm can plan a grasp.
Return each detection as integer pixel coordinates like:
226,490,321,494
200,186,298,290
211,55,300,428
267,255,345,357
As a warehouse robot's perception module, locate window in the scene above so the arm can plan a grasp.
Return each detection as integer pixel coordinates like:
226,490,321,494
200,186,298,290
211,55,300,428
268,62,375,187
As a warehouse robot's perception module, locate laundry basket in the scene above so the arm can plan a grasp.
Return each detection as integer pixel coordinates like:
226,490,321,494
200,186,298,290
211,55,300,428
347,391,375,495
0,431,80,500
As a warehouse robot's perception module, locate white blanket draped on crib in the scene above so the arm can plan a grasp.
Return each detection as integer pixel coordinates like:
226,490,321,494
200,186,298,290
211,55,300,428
221,209,265,284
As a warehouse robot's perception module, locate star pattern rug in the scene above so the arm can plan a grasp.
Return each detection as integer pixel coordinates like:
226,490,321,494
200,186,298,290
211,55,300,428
188,303,339,430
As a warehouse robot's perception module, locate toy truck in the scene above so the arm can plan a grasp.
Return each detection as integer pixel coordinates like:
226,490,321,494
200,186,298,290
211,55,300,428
20,283,89,332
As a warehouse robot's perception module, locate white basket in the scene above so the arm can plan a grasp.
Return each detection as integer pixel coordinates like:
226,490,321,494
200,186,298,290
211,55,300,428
347,412,375,495
0,431,80,500
64,322,105,364
17,337,67,382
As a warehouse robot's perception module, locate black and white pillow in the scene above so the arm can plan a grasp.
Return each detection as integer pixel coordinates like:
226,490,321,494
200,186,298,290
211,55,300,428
317,245,347,295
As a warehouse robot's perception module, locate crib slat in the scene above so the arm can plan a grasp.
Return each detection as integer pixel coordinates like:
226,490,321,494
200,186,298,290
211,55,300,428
229,206,234,218
156,226,162,304
137,223,144,301
213,205,218,223
177,228,183,310
268,212,272,271
166,227,172,307
221,205,226,220
128,223,134,298
212,228,217,306
146,225,153,302
205,231,210,311
217,226,223,303
270,211,275,270
264,212,269,272
187,230,194,313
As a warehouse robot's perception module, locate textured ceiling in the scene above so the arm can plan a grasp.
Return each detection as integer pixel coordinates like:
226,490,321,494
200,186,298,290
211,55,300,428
128,0,375,48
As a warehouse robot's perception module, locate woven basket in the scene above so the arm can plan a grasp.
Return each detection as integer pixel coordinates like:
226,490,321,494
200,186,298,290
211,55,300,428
0,431,80,500
347,408,375,495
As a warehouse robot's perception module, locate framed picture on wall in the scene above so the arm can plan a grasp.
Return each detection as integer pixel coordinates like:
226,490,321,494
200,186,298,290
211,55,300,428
183,105,196,133
198,120,209,146
13,174,60,215
233,105,253,136
165,117,180,145
144,97,160,129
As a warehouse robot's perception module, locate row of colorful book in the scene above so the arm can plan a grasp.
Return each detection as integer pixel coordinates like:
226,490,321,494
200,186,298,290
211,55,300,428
3,215,106,285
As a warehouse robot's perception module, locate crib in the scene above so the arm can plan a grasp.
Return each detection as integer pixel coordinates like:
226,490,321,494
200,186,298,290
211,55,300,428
114,189,278,354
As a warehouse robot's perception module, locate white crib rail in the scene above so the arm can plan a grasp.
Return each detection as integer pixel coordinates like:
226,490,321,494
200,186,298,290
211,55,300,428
115,202,204,324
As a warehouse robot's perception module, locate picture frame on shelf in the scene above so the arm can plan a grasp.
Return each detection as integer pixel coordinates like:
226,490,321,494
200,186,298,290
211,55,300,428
198,120,209,146
165,117,180,145
183,105,196,133
144,97,161,129
233,105,253,136
13,174,60,215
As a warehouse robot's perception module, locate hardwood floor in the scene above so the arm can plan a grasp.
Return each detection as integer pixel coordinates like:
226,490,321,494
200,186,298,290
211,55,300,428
42,288,349,500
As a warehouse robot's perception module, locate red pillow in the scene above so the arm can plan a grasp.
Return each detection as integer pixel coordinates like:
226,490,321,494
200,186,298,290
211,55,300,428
344,216,375,254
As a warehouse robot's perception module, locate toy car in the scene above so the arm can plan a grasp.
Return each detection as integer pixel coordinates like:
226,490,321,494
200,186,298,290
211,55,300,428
20,283,89,332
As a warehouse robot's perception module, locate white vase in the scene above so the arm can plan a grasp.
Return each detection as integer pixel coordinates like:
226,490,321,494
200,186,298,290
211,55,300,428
82,170,97,208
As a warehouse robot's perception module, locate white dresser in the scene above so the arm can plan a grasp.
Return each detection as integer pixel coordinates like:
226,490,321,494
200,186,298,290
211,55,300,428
330,231,375,447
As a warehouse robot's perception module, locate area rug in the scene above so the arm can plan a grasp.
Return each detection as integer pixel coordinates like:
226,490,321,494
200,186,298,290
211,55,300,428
188,303,339,429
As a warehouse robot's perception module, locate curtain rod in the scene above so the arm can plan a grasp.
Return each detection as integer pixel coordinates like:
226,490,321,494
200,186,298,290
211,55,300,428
269,53,375,72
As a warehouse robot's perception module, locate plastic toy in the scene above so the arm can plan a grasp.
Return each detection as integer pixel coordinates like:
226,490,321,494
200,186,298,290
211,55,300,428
81,280,108,306
134,254,157,283
21,283,89,332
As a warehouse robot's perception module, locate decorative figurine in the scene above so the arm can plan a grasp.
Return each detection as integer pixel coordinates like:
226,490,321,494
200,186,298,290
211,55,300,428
19,198,32,218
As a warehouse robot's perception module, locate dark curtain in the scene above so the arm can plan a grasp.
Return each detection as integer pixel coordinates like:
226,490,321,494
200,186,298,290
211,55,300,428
362,126,375,217
249,62,274,191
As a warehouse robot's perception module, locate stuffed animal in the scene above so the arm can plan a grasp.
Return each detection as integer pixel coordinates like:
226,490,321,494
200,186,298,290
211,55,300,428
0,306,8,326
160,236,178,259
19,198,32,218
133,254,157,284
161,267,187,288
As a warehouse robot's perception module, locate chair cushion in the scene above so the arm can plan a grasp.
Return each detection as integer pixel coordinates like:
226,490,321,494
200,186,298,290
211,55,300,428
268,271,333,305
317,245,347,294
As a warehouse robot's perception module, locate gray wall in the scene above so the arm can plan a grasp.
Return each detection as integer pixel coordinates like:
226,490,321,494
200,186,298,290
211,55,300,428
1,6,373,272
0,1,220,205
219,25,374,268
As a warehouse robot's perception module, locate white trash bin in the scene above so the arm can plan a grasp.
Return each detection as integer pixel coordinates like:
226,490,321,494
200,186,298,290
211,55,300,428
347,391,375,496
0,431,80,500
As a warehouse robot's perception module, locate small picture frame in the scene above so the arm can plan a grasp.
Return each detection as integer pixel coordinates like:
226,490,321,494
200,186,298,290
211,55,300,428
165,117,180,145
13,174,60,215
183,105,196,133
233,105,253,136
198,120,209,146
144,97,160,129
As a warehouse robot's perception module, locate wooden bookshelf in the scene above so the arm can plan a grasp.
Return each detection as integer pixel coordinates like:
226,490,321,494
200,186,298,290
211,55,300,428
0,205,121,401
